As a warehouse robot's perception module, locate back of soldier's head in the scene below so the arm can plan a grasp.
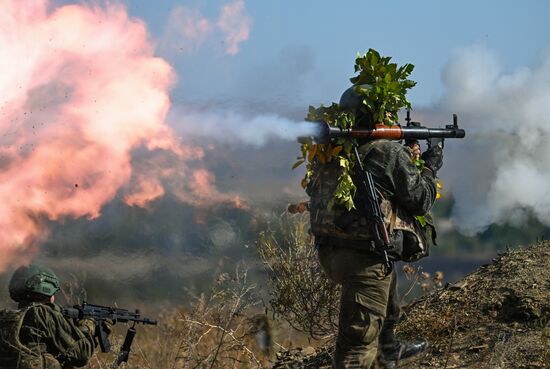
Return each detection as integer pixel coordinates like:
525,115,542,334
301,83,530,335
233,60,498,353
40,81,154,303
339,85,375,129
8,264,60,305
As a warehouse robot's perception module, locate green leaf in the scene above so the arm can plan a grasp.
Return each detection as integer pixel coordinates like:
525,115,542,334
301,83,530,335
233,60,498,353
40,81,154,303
292,159,305,170
415,215,427,227
412,158,425,170
343,140,353,154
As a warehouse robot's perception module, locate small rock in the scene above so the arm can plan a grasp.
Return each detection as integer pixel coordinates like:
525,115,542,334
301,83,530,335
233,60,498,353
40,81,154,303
301,346,316,356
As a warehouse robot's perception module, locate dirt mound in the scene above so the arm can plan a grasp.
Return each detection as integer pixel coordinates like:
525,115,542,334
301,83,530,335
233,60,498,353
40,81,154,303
272,242,550,369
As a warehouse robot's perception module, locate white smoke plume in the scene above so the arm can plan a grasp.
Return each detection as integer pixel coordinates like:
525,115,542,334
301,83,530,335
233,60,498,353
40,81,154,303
170,108,319,147
440,46,550,233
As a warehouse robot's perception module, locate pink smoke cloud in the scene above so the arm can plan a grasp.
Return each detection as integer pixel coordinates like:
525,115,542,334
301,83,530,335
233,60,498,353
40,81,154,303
161,6,213,54
0,0,232,271
162,0,251,56
217,0,252,56
124,177,165,209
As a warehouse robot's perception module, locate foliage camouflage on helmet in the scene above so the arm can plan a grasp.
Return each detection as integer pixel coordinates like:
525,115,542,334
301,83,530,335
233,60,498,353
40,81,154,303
9,264,60,302
349,48,416,125
339,85,377,129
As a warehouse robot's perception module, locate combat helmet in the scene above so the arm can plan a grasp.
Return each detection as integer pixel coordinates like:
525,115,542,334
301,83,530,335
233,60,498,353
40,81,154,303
8,264,60,303
339,84,375,128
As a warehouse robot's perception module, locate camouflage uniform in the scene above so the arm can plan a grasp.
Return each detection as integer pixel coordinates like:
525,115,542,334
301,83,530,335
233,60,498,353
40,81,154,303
0,302,95,369
311,139,437,369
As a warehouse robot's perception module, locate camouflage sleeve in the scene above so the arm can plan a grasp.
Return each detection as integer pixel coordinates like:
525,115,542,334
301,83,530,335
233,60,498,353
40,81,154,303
25,304,94,366
390,145,437,215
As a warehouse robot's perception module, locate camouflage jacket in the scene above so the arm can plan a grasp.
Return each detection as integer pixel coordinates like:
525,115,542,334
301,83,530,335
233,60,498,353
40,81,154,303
309,139,437,260
0,302,94,369
362,139,436,215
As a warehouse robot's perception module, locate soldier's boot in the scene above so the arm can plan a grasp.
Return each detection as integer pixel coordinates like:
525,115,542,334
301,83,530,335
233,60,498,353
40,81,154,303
379,338,428,368
378,320,428,368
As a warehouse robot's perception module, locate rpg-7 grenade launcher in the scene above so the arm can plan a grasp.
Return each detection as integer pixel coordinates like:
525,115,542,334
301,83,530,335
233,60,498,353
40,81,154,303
63,301,157,368
300,110,465,147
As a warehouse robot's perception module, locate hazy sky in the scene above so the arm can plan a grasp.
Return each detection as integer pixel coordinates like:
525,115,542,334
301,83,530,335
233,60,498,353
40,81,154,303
112,0,550,111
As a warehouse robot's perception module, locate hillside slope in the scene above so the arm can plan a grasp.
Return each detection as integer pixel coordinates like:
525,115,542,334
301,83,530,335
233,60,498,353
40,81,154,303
273,242,550,369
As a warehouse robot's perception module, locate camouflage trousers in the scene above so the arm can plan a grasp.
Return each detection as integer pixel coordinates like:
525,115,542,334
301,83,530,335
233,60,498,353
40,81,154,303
318,244,400,369
0,353,61,369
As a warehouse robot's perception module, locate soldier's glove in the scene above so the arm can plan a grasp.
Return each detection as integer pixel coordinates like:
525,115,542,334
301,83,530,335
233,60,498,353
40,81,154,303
78,317,96,336
421,144,443,177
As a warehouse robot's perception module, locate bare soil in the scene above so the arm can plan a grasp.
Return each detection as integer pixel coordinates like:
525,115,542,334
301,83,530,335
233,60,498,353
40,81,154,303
272,242,550,368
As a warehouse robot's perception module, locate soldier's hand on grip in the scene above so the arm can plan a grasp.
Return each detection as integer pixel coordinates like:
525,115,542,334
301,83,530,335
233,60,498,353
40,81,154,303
406,141,421,161
421,144,443,176
101,319,114,335
78,317,96,336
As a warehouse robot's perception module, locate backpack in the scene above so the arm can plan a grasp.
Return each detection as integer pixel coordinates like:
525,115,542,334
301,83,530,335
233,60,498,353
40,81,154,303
0,307,59,369
307,140,434,261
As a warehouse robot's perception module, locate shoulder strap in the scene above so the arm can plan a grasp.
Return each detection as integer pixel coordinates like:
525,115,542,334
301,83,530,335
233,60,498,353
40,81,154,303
389,202,397,233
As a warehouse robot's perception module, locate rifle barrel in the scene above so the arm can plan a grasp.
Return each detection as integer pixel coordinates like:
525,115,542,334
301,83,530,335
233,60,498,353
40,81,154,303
62,304,157,325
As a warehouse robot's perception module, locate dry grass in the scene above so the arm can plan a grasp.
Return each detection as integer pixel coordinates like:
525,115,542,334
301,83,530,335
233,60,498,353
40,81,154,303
541,327,550,368
51,213,340,368
82,265,271,369
257,213,339,340
396,242,550,369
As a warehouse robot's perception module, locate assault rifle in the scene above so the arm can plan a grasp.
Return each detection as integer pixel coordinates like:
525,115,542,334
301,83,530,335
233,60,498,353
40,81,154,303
63,301,157,368
351,144,392,273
